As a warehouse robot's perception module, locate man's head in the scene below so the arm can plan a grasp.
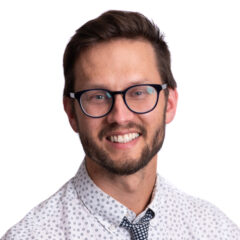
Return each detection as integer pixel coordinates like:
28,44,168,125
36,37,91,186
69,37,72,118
63,10,178,175
63,10,177,97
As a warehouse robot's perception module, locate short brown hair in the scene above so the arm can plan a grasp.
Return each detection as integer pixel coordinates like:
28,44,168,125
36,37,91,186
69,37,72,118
63,10,177,96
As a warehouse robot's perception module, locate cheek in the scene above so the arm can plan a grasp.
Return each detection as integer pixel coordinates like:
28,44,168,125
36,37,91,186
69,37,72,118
142,105,164,124
140,108,165,137
74,108,97,134
77,117,102,138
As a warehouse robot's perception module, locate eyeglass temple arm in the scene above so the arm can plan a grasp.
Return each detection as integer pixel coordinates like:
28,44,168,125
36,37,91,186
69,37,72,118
162,83,167,90
69,92,75,99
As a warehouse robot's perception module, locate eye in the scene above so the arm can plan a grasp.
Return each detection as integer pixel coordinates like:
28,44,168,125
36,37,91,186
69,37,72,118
84,90,112,104
88,93,106,101
129,88,148,98
95,95,105,99
134,91,144,96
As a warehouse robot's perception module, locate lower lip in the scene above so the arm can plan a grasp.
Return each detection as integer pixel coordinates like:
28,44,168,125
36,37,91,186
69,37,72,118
106,136,141,149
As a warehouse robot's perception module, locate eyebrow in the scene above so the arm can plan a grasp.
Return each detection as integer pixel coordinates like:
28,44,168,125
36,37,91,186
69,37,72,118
81,79,151,90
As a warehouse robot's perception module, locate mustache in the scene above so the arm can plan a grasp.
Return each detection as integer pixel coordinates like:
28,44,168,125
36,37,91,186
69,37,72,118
98,122,147,140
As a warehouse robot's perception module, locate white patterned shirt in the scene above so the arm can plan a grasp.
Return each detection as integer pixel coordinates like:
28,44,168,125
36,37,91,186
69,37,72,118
1,160,240,240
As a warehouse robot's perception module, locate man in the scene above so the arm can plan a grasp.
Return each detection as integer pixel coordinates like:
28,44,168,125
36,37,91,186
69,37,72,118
1,10,240,240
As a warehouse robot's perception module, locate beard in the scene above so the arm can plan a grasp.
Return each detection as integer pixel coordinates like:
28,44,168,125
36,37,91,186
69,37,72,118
77,116,166,176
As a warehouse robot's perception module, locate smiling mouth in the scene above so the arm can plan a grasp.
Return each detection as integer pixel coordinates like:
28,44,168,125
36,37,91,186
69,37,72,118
106,133,140,143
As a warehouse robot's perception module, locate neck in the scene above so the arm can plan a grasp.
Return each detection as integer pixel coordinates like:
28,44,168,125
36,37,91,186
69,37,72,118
85,156,157,215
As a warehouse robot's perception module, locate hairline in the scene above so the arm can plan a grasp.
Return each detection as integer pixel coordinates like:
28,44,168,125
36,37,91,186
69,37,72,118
72,36,169,97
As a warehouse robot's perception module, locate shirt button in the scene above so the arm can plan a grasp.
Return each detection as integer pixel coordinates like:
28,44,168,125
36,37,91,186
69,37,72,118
109,225,116,231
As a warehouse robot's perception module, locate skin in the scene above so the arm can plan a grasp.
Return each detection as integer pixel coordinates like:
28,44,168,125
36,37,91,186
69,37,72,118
64,38,178,214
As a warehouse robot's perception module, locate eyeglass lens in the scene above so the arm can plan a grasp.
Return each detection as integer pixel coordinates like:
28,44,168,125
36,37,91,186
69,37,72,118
80,85,158,117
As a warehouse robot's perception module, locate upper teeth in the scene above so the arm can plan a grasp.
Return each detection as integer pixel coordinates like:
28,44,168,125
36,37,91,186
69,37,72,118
110,133,140,143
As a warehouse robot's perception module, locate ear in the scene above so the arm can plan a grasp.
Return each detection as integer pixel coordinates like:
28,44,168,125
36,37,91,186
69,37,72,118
63,96,78,133
165,88,178,124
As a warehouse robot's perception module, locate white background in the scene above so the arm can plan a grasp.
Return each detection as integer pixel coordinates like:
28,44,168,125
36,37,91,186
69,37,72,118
0,0,239,236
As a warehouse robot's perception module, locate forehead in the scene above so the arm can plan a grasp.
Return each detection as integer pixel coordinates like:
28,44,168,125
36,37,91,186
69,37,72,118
74,38,161,90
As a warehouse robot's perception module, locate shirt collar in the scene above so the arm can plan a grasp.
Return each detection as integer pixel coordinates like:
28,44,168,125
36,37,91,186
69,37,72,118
147,174,166,227
73,160,128,230
73,160,165,229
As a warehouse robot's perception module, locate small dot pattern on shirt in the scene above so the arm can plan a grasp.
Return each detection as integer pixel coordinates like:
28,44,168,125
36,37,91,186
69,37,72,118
1,160,240,240
120,208,155,240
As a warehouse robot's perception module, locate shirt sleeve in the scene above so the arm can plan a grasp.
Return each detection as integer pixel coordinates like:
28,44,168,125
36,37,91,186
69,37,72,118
191,198,240,239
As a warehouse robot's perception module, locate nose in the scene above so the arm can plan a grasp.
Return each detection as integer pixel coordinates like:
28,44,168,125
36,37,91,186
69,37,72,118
106,94,135,124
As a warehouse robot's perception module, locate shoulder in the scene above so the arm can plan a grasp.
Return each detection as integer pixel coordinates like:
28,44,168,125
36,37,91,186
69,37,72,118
1,178,85,240
155,176,240,239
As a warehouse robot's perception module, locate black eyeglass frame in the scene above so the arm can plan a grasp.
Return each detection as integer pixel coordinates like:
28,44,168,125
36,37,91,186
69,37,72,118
68,83,167,118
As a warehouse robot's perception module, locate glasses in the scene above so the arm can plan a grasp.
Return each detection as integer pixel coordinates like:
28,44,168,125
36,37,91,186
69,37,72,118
69,83,167,118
